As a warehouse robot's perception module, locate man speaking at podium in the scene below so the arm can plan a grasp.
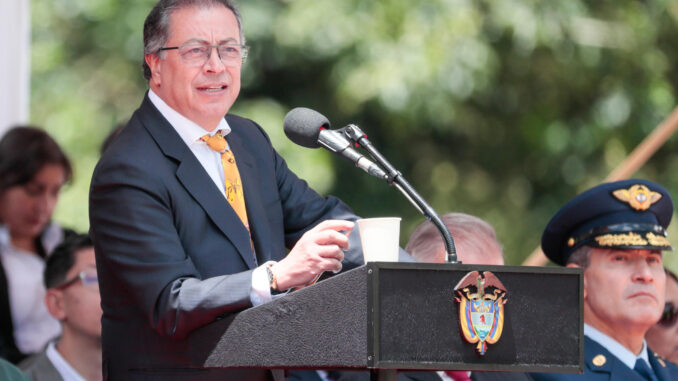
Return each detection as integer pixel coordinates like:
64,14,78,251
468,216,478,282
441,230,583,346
531,179,678,381
89,0,365,379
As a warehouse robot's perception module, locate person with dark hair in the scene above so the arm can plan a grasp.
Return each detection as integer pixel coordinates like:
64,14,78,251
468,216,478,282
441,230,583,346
531,179,678,381
89,1,370,380
646,269,678,364
19,234,101,381
0,126,74,363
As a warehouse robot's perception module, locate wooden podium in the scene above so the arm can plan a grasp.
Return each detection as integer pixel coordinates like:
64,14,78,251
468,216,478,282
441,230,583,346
185,262,583,379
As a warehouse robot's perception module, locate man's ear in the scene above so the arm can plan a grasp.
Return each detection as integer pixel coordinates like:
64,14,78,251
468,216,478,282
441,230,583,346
145,54,161,86
44,289,66,321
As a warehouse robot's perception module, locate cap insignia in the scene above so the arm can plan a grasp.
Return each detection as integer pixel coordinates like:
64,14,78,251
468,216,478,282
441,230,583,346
612,184,662,211
592,354,606,367
595,232,647,247
646,232,670,247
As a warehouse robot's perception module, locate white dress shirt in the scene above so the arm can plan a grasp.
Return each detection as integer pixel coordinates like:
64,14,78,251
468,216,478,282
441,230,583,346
0,224,62,354
45,341,85,381
147,89,273,306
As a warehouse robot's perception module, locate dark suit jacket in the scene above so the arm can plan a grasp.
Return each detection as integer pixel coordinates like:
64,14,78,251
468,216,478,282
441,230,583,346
89,95,364,381
530,336,678,381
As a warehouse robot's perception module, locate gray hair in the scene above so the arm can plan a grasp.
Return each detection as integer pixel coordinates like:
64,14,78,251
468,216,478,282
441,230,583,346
566,245,592,268
405,212,504,264
142,0,245,80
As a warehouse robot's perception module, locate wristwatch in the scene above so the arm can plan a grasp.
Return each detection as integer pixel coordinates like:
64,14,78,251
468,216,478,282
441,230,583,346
266,263,282,295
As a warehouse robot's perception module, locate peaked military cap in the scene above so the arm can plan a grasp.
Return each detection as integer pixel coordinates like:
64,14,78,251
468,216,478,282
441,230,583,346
542,179,673,266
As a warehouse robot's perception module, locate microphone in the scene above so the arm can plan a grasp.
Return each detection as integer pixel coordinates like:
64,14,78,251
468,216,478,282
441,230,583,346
283,107,388,180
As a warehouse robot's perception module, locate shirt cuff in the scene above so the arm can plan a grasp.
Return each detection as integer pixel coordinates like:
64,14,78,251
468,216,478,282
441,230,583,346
250,261,274,307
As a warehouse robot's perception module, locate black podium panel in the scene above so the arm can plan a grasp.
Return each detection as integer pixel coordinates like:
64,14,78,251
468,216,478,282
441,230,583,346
200,266,369,369
192,262,582,373
369,263,582,373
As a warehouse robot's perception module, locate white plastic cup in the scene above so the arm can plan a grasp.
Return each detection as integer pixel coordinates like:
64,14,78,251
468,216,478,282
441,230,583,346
357,217,401,263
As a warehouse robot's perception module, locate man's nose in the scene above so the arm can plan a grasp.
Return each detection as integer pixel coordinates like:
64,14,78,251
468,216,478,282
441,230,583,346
632,258,655,283
203,46,226,73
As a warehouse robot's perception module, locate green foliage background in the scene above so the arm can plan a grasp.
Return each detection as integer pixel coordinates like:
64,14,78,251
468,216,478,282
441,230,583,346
30,0,678,271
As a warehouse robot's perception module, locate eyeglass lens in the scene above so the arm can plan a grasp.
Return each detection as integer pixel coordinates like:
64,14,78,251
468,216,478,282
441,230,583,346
178,44,246,66
81,270,99,287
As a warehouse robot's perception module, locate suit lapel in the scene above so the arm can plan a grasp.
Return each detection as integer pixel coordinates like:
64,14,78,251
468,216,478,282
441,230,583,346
226,124,273,263
137,95,257,269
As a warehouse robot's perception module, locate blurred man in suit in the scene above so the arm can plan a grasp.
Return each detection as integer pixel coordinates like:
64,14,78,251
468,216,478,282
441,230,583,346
531,179,678,381
89,1,367,380
405,212,504,266
304,213,531,381
20,234,102,381
645,269,678,364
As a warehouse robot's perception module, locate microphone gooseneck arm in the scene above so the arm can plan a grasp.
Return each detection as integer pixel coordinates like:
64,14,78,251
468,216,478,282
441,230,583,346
342,124,459,264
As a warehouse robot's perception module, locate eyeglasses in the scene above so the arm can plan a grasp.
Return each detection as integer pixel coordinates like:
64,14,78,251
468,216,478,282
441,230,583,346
159,43,249,67
54,270,99,291
659,302,677,327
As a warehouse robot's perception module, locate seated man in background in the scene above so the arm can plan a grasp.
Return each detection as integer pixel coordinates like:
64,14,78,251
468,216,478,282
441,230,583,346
400,213,531,381
645,269,678,364
405,212,504,265
20,234,102,381
310,213,531,381
531,179,678,380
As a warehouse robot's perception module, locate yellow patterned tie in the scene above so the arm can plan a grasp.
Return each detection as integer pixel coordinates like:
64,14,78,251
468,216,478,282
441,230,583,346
202,133,249,230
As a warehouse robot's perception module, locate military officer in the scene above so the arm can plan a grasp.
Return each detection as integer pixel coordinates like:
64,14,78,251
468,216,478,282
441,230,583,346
531,179,678,381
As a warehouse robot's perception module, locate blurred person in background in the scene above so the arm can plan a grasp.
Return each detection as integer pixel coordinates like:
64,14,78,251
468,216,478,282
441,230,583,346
405,212,504,265
645,269,678,364
399,213,531,381
20,234,102,381
308,213,531,381
0,126,74,363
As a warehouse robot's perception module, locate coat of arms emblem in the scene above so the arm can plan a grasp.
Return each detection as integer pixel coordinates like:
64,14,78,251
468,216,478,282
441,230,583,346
454,271,508,355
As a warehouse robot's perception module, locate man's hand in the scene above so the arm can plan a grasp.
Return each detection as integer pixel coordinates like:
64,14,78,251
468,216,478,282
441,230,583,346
272,220,354,291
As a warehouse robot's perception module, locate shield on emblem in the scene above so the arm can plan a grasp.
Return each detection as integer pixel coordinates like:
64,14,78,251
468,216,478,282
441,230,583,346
470,300,495,340
454,271,508,355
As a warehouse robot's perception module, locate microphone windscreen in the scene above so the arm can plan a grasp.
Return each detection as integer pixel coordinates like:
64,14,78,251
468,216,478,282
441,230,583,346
283,107,331,148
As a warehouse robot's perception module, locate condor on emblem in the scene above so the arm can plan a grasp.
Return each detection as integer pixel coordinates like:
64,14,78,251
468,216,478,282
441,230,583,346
454,271,508,355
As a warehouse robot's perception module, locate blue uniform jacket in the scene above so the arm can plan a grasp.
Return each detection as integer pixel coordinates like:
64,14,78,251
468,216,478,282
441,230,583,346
531,336,678,381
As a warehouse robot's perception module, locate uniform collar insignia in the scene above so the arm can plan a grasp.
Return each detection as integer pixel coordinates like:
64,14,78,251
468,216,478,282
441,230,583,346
612,184,662,211
592,354,606,367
